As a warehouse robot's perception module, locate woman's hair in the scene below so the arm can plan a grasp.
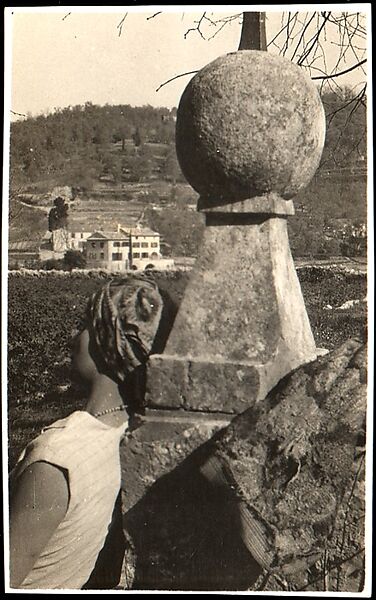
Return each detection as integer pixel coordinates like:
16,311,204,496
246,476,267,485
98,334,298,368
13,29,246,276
86,276,164,385
83,276,179,414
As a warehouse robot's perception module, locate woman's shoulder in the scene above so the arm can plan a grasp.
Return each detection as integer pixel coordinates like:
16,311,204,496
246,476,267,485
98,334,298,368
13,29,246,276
12,411,124,480
12,412,91,473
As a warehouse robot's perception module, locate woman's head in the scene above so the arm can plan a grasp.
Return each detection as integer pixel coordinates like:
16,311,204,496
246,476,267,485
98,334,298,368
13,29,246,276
85,276,164,383
71,276,178,413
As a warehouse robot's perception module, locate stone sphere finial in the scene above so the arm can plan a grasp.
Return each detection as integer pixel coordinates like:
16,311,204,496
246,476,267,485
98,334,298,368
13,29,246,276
176,50,326,205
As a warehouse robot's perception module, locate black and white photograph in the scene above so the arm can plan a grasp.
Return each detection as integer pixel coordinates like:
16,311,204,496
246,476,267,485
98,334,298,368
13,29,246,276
2,4,373,593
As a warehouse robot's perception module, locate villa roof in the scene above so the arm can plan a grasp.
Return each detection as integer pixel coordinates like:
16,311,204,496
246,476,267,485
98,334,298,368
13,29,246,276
87,227,160,241
87,231,128,241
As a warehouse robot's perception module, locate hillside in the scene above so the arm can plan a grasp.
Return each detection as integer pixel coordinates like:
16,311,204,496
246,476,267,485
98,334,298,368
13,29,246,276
8,91,367,259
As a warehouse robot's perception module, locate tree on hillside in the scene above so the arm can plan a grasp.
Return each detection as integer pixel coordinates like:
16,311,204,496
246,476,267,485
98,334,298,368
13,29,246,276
132,127,143,148
116,123,132,151
48,197,69,232
320,87,367,168
163,148,182,184
145,205,205,257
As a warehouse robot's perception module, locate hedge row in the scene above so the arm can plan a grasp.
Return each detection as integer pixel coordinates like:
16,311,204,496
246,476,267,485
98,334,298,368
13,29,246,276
8,267,192,277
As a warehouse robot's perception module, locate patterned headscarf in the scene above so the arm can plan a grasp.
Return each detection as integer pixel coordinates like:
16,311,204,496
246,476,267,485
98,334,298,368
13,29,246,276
86,276,163,382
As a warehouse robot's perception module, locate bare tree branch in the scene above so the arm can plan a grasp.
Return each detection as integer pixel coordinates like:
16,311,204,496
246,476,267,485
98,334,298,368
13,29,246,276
208,14,243,41
311,58,367,80
290,12,316,61
326,84,366,125
117,13,128,37
298,12,332,66
11,110,27,118
147,12,162,21
156,70,199,93
184,12,207,40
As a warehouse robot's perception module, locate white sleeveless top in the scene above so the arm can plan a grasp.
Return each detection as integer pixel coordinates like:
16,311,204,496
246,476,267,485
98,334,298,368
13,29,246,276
11,411,127,590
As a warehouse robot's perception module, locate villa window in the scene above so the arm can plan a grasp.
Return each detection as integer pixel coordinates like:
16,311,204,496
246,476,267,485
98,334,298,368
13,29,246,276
121,241,129,247
100,252,105,259
133,242,140,248
141,242,148,248
133,252,140,258
91,242,96,248
100,242,104,248
113,241,121,247
141,252,149,259
112,253,122,261
151,242,158,248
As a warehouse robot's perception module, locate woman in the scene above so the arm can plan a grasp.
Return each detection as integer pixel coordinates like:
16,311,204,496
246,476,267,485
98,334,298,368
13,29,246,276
9,276,165,589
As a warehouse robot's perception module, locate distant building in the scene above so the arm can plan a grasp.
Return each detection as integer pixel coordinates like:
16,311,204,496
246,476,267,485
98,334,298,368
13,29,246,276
84,225,174,272
51,228,70,253
8,240,40,268
39,230,69,262
85,230,130,271
69,225,93,251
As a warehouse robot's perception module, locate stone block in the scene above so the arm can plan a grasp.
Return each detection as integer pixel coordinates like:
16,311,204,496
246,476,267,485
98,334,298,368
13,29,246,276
146,355,260,413
199,192,295,215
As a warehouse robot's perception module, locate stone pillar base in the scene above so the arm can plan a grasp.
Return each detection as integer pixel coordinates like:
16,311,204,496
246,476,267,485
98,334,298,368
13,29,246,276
145,348,317,413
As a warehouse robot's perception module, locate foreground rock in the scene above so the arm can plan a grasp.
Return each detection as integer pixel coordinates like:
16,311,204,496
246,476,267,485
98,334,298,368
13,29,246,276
200,338,367,591
122,338,367,591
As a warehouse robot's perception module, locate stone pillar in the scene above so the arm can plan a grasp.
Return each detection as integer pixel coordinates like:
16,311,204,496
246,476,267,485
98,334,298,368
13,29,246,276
146,50,326,413
120,50,326,589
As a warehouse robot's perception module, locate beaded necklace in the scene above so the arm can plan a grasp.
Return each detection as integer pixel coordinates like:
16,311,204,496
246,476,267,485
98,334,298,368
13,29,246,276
93,405,127,419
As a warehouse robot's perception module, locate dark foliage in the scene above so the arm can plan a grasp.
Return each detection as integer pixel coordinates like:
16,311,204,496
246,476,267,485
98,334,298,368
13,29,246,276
63,249,87,270
48,197,69,231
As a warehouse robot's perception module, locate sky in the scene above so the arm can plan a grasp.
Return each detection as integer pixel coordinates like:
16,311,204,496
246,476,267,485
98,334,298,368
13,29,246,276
6,4,370,119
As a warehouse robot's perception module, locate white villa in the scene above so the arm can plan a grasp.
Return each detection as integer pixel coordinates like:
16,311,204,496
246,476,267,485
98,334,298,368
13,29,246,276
37,221,174,271
84,225,174,271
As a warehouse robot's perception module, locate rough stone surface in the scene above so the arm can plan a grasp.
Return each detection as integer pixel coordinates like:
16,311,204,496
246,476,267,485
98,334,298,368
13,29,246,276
120,410,261,591
200,193,295,214
121,340,366,591
120,409,231,511
147,215,317,410
200,339,367,590
176,50,325,204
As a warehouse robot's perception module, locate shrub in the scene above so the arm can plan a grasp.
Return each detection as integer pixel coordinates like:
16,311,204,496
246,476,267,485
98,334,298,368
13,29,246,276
63,249,87,270
41,258,65,270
